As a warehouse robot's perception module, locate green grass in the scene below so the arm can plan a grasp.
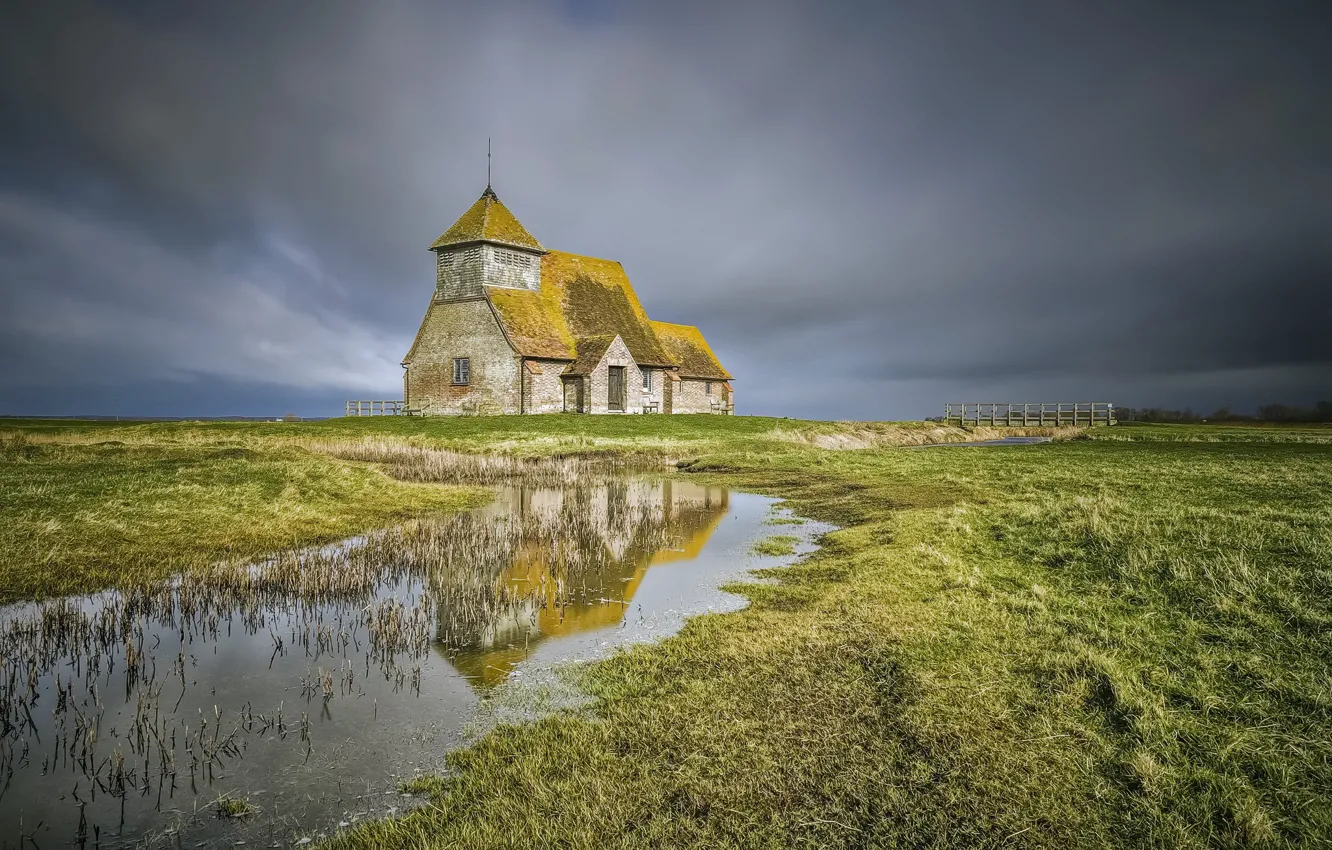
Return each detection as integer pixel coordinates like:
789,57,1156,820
400,775,449,796
0,414,1076,456
1091,421,1332,443
751,534,800,556
2,417,1329,847
215,794,256,818
0,433,485,602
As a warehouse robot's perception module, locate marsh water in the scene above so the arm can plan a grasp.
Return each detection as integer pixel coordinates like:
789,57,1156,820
0,478,823,849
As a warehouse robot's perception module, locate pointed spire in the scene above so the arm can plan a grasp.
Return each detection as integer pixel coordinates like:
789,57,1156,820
430,185,543,251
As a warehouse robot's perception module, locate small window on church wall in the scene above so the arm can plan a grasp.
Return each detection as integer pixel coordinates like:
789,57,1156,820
642,369,652,392
452,358,470,385
705,381,713,395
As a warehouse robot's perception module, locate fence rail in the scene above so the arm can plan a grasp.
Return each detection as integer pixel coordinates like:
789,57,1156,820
345,400,415,417
943,402,1116,427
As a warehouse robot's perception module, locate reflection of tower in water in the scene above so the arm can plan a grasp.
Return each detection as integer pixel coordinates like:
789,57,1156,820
438,479,730,686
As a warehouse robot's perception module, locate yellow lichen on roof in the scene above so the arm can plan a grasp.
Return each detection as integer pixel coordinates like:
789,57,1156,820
541,251,674,367
651,320,732,380
484,286,576,360
482,249,717,373
429,187,544,251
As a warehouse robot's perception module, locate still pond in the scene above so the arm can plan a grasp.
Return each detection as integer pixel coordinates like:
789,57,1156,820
0,477,824,848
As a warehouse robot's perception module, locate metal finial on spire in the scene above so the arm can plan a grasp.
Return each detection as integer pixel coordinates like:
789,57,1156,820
487,137,492,189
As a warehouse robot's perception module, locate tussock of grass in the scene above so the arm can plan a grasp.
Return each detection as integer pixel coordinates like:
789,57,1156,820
751,534,800,556
399,775,448,796
216,794,256,818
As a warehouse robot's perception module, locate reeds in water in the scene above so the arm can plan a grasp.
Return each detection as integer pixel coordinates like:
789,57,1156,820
0,478,703,831
304,439,657,485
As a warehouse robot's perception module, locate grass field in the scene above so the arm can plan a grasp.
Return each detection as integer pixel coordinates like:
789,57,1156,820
2,416,1329,847
0,431,486,602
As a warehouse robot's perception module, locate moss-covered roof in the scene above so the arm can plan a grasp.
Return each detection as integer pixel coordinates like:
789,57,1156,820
557,256,674,368
650,321,732,380
484,286,575,359
429,187,544,251
562,335,616,376
484,250,676,368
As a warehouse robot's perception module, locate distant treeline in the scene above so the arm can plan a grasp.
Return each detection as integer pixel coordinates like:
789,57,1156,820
1118,402,1332,423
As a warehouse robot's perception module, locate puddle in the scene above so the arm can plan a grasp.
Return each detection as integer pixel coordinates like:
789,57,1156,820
0,478,827,848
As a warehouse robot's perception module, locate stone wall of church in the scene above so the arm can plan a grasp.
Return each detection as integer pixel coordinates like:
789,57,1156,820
672,377,727,414
585,337,646,414
522,359,568,414
562,376,586,412
405,298,519,415
637,367,666,414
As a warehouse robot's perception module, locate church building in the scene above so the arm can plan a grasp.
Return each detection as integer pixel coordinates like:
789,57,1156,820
403,186,733,415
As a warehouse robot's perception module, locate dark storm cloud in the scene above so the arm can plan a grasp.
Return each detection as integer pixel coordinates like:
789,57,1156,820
1,0,1328,419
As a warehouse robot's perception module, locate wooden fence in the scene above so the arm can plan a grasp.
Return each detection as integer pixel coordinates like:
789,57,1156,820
344,400,415,417
943,402,1116,427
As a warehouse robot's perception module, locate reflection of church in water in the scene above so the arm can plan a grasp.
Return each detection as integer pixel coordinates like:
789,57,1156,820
441,479,730,686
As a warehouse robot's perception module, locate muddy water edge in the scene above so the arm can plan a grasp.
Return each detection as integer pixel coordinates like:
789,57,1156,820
0,475,827,848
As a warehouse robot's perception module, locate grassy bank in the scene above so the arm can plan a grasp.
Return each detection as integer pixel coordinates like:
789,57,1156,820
0,434,485,602
2,417,1329,847
1090,421,1332,444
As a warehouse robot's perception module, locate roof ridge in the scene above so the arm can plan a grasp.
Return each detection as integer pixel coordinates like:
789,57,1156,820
545,248,622,265
476,186,503,238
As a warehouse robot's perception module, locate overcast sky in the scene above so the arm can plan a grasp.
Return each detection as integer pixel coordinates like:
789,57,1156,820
1,0,1328,420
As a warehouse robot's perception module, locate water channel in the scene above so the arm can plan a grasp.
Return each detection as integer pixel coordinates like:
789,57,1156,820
0,477,826,848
